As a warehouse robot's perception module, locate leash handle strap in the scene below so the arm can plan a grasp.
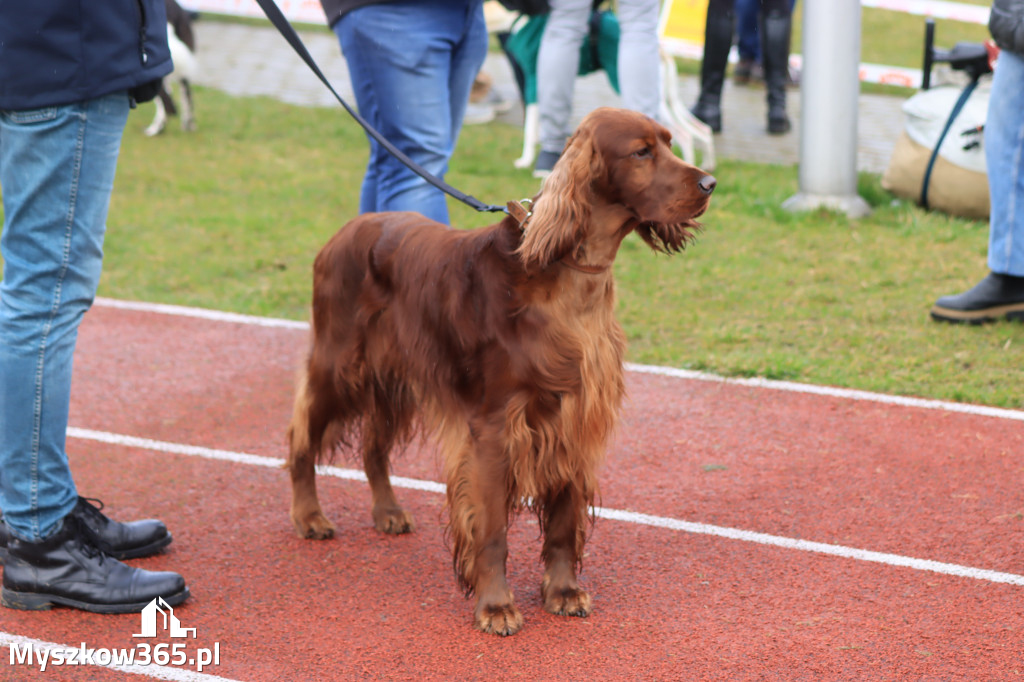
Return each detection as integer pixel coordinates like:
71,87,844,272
252,0,506,214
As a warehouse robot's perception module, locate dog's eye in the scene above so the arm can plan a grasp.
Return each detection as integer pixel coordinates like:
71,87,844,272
631,147,652,159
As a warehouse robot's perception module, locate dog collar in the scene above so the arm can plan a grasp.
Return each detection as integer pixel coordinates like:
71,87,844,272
507,199,533,230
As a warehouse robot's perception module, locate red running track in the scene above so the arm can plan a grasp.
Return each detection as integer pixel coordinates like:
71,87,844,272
1,300,1022,681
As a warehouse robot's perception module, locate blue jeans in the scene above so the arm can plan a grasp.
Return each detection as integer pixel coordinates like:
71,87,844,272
0,92,130,542
336,0,487,225
986,49,1024,277
735,0,798,62
736,0,760,61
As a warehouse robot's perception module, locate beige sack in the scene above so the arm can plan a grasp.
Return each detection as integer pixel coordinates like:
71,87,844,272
881,130,989,220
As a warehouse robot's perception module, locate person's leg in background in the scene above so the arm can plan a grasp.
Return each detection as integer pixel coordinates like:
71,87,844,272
446,1,489,157
932,48,1024,323
733,0,760,84
986,49,1024,280
616,0,662,121
535,0,592,176
691,0,735,133
336,0,487,224
760,0,792,134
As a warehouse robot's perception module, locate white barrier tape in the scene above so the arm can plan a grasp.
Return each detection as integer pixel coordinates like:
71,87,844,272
660,39,926,87
861,0,989,25
186,0,987,31
185,0,977,90
182,0,326,24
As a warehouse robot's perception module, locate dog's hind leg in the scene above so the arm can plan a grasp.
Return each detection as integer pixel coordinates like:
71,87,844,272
361,377,415,534
144,87,169,137
539,485,593,618
287,365,341,539
179,80,196,132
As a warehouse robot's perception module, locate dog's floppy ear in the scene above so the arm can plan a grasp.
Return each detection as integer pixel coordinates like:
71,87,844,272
517,125,604,271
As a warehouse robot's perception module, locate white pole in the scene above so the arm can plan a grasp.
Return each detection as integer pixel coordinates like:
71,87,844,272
782,0,872,218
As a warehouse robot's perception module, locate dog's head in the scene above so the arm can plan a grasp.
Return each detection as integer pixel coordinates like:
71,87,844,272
518,107,715,271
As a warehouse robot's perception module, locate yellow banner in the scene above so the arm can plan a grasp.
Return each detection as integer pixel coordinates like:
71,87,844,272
660,0,708,45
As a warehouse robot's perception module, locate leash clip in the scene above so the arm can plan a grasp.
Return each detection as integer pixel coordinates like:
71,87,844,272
507,199,533,229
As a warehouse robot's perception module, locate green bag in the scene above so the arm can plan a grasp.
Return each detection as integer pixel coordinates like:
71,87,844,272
504,11,621,105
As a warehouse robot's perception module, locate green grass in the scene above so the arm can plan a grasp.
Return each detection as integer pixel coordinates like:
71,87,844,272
82,87,1018,410
1,2,1019,412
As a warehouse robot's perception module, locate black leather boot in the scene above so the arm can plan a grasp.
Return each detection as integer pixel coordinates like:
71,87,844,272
691,3,734,133
1,516,188,613
761,8,793,134
71,497,172,559
931,272,1024,323
0,497,172,564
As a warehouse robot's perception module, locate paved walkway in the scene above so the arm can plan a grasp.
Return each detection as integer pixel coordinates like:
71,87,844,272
192,19,906,174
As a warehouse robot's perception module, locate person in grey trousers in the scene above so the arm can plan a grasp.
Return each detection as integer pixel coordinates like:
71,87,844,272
533,0,661,177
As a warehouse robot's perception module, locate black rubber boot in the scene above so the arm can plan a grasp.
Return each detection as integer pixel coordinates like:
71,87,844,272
691,3,735,133
761,8,793,134
930,272,1024,324
1,516,188,613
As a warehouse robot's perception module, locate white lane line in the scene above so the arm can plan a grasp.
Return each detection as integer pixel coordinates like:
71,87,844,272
95,297,308,330
67,427,1024,587
627,363,1024,422
0,632,241,682
92,297,1024,423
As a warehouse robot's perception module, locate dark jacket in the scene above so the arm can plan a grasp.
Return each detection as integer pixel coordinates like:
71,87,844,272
0,0,173,110
319,0,390,28
990,0,1024,56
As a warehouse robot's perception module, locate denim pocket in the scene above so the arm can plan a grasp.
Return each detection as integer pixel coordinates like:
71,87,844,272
6,107,59,124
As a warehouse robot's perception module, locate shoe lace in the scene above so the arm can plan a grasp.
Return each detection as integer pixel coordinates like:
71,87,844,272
67,512,107,565
76,496,107,519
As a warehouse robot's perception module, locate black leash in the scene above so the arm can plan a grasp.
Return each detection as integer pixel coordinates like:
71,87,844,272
252,0,506,214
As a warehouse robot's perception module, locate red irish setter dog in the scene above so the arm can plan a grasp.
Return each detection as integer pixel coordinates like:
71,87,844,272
287,107,715,636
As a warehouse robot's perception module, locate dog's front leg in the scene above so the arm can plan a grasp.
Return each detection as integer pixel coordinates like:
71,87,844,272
446,435,523,636
472,518,520,636
540,486,592,618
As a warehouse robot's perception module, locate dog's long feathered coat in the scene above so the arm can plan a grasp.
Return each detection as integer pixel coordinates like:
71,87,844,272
287,107,715,636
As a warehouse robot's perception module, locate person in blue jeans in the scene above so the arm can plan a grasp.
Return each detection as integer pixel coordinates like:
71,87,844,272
0,2,189,612
931,0,1024,323
319,0,489,225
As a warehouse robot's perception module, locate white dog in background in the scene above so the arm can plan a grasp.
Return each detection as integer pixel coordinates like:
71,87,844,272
146,0,198,137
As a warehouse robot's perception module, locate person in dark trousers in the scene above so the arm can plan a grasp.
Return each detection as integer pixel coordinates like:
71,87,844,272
0,2,190,613
691,0,793,134
931,0,1024,323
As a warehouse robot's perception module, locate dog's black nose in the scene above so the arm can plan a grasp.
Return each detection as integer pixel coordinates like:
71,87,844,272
698,174,717,195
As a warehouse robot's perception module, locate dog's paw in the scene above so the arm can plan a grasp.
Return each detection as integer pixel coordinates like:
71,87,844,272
143,123,164,137
475,603,524,636
542,584,592,618
372,506,414,535
292,510,335,540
